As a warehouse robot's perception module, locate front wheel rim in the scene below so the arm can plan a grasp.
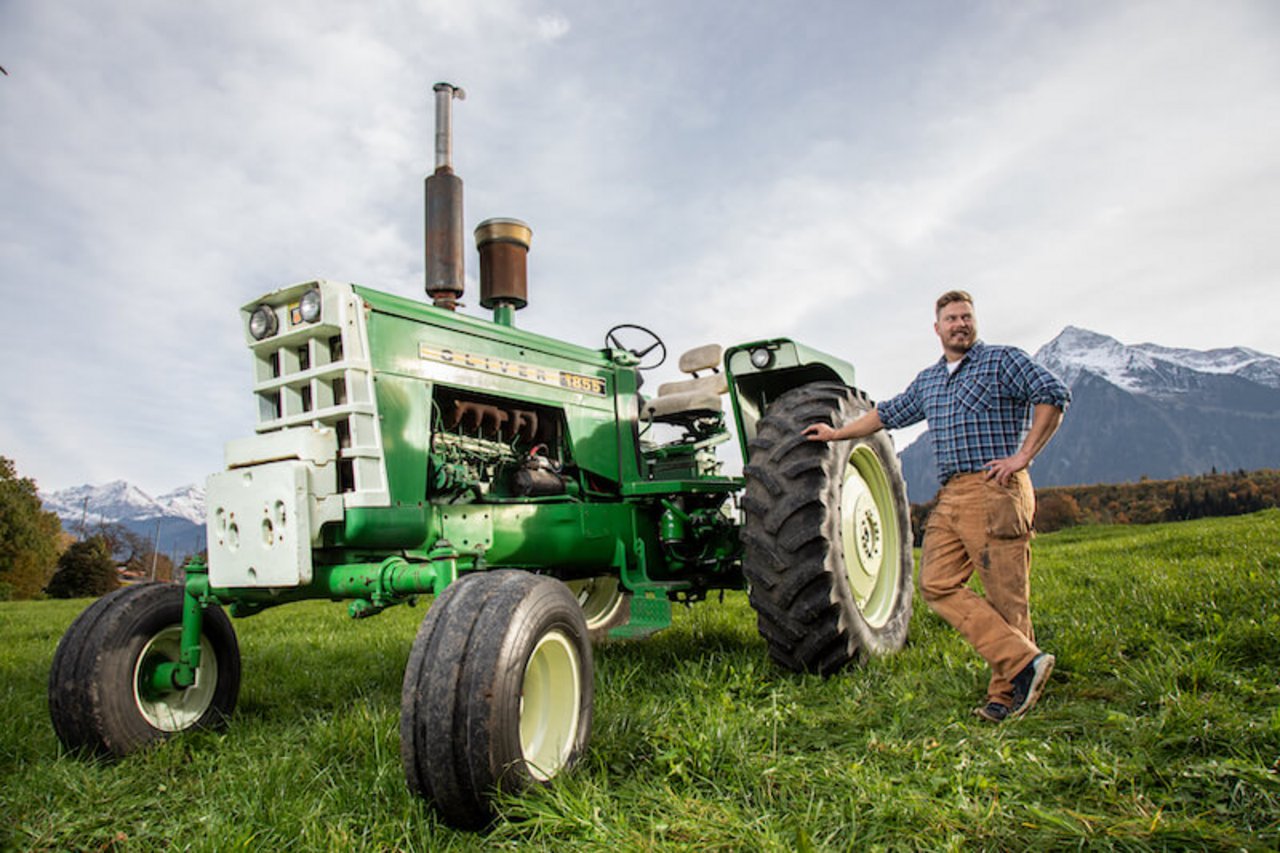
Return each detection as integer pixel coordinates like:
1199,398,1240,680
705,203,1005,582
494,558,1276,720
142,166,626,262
565,577,626,631
840,445,903,628
133,627,218,731
519,629,582,782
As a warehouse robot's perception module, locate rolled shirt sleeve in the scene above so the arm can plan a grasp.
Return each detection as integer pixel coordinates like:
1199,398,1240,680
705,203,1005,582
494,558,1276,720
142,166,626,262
877,376,929,430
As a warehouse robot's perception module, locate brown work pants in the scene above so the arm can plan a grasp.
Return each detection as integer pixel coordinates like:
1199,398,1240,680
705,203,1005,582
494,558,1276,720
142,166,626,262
920,470,1041,706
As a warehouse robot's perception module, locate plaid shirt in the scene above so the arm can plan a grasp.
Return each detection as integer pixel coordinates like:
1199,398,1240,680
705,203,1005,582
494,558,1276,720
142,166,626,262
877,341,1071,484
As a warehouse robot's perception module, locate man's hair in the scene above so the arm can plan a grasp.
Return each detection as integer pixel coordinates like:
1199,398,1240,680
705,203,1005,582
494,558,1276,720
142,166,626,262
935,290,974,316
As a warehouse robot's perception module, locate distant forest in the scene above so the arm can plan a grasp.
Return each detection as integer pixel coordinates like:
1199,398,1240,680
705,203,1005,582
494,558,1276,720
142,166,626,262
909,468,1280,545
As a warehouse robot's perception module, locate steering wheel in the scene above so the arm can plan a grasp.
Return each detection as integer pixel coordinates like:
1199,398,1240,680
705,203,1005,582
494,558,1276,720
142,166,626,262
605,323,667,371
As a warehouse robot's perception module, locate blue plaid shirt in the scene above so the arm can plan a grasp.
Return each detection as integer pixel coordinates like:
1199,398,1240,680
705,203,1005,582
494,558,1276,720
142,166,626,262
877,341,1070,484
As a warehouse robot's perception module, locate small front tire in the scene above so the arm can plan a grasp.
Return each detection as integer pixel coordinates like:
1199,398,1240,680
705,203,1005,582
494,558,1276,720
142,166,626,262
48,582,241,758
400,571,594,829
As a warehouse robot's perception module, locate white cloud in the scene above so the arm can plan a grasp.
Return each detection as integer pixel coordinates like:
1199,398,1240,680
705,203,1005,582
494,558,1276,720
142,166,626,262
536,12,571,41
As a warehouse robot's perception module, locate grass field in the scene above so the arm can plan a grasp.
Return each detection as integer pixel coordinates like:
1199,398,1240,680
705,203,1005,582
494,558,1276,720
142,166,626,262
2,511,1278,851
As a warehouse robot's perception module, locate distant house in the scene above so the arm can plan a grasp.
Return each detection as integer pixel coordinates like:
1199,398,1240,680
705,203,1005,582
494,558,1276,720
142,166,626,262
117,563,149,585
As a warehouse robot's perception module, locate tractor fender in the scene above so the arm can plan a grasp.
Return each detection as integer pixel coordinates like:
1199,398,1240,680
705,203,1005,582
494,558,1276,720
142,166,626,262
723,338,860,463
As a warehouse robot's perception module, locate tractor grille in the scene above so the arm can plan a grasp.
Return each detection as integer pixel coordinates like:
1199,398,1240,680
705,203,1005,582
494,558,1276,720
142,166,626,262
245,281,387,506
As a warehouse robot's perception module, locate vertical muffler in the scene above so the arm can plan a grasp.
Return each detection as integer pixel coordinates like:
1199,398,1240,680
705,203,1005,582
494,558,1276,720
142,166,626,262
425,82,466,310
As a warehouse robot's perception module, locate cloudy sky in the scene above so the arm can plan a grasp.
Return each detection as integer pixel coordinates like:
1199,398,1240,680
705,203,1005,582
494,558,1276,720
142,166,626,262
2,0,1276,497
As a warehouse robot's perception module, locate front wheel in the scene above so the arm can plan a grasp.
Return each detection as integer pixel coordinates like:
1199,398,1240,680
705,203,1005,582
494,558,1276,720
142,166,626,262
741,381,913,675
48,582,241,757
564,575,632,642
400,571,594,829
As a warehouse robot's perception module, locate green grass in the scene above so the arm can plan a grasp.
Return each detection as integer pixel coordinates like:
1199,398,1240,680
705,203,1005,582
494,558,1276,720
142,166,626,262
3,511,1278,851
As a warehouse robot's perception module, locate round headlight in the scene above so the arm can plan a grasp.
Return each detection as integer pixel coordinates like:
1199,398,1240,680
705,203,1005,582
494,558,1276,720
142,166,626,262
749,347,774,369
299,288,322,323
249,305,279,340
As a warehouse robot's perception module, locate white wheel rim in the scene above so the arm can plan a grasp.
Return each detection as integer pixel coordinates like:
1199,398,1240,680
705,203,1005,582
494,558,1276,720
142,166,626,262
565,577,626,630
839,445,901,628
133,627,217,732
519,629,581,781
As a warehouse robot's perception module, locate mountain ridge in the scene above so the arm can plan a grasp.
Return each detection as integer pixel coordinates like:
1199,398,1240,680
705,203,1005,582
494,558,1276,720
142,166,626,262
41,480,206,556
1035,326,1280,395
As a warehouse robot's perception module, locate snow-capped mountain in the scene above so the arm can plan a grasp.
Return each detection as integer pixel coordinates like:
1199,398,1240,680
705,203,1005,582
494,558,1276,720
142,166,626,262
1035,326,1280,395
898,327,1280,502
152,484,206,525
41,481,206,554
41,480,205,526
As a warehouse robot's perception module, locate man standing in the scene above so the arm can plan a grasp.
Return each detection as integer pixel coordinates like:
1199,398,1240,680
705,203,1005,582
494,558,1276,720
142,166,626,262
803,291,1070,721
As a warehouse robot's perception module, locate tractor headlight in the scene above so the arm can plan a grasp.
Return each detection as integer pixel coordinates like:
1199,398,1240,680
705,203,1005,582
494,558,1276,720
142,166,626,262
749,347,774,369
298,288,322,323
249,305,279,340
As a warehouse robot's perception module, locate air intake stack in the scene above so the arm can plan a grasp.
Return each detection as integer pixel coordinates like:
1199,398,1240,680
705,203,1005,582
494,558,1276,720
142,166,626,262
424,82,466,310
475,218,531,328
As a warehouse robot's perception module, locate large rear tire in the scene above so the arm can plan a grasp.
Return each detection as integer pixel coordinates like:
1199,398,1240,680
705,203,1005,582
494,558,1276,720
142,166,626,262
400,571,594,829
48,582,241,757
741,381,913,675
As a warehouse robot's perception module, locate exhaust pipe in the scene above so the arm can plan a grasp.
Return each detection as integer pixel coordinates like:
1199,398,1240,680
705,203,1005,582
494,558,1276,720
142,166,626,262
425,82,466,310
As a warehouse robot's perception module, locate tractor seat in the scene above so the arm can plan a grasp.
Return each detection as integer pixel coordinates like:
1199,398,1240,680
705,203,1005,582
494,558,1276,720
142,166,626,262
644,344,727,423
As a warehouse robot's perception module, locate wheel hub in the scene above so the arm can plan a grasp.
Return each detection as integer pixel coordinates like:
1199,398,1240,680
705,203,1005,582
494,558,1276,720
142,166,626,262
853,490,884,567
133,627,218,732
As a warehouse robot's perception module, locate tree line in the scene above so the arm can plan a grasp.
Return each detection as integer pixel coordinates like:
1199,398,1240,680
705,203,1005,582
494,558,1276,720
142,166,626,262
0,456,181,601
909,468,1280,545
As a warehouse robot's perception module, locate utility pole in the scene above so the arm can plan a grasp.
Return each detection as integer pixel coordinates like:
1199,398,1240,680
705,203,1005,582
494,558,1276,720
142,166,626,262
149,519,161,581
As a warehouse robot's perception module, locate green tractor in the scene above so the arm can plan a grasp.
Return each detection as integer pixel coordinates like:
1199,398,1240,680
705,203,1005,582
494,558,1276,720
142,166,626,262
48,83,914,829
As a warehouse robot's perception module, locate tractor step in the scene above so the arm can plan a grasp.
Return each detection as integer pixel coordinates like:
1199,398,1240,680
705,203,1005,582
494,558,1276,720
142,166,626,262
609,590,672,639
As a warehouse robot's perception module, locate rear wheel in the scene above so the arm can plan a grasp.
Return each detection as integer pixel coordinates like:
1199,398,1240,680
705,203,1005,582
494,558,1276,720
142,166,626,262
741,381,913,675
565,575,631,642
400,571,594,829
48,582,241,757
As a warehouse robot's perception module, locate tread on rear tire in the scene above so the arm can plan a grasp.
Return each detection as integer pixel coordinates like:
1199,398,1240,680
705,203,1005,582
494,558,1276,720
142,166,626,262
741,381,913,675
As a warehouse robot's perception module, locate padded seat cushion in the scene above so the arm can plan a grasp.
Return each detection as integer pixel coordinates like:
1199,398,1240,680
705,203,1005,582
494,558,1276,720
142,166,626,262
645,343,727,422
656,373,728,398
645,390,724,420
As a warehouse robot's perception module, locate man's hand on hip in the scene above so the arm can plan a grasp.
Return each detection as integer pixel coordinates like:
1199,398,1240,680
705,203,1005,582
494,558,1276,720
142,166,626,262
984,451,1030,486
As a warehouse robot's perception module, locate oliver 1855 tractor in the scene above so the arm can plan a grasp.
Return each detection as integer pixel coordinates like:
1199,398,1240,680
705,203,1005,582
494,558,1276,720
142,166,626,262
48,84,914,829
